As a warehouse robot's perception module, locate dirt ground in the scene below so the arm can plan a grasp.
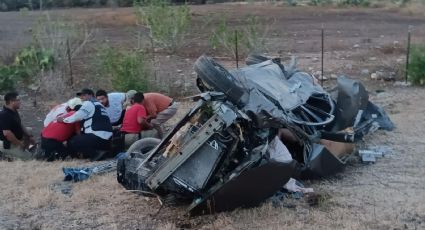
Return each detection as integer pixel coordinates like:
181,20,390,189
1,3,425,229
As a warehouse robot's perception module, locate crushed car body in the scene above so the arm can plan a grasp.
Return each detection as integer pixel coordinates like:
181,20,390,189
117,54,394,215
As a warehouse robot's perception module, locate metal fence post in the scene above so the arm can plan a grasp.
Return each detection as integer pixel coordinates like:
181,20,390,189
235,30,239,69
321,25,324,87
405,25,412,84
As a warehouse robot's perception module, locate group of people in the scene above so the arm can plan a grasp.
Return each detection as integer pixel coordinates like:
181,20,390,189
0,89,178,161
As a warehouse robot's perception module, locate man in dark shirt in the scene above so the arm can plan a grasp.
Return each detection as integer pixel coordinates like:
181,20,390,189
0,92,35,160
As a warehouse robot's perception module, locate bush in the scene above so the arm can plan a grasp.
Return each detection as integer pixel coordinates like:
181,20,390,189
209,18,240,58
98,46,151,92
209,15,268,58
0,65,18,91
309,0,333,5
243,16,268,54
134,0,191,52
408,44,425,85
337,0,370,6
14,46,54,79
0,0,111,11
0,46,54,92
286,0,297,6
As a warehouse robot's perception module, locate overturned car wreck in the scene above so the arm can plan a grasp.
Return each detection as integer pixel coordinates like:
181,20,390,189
117,54,394,215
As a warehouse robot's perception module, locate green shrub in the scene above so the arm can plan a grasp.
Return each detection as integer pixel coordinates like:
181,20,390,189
0,0,111,11
0,46,54,92
14,46,54,79
243,16,267,53
209,15,268,58
337,0,370,6
286,0,298,6
408,44,425,85
0,65,18,91
209,18,240,58
134,0,191,52
98,46,151,92
400,0,411,6
309,0,333,5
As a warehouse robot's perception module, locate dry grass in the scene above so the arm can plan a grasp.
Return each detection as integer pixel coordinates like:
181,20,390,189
0,160,170,229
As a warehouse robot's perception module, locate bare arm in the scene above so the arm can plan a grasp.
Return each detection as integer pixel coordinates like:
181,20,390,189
62,109,87,123
2,130,25,149
137,116,152,129
60,102,93,123
21,126,35,145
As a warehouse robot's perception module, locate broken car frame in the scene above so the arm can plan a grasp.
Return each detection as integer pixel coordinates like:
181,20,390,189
117,54,394,215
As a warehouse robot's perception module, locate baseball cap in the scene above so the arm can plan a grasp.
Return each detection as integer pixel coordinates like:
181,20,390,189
123,90,137,109
76,88,94,96
126,90,137,100
67,97,83,110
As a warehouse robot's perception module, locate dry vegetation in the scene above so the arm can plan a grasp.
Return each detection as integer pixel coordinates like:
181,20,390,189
1,2,425,229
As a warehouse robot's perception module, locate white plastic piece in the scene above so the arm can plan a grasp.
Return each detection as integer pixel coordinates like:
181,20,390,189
268,136,292,163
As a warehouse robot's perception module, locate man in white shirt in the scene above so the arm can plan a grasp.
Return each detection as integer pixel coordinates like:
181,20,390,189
58,88,113,160
95,89,135,126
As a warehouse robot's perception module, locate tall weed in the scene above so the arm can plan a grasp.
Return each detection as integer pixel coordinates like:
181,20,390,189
97,46,151,92
209,15,268,58
134,0,191,53
408,44,425,85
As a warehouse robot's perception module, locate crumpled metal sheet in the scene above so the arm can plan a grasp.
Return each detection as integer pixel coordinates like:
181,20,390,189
230,60,326,111
332,76,369,131
332,76,394,132
363,101,395,131
303,143,346,178
239,88,288,128
188,161,296,216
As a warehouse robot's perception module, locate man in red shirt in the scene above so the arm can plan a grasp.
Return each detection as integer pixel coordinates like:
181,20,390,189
142,92,179,138
41,104,81,161
120,92,151,148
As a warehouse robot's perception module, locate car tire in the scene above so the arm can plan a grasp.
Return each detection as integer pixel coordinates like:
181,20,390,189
127,137,161,159
194,55,247,106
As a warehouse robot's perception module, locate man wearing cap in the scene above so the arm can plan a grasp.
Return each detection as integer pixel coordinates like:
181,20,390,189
43,97,82,127
95,90,134,126
143,92,179,138
124,90,137,110
0,92,35,160
40,104,82,161
58,88,113,160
